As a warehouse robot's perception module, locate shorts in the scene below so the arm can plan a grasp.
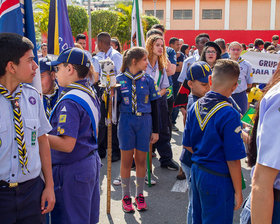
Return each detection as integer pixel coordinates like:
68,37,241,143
118,113,152,152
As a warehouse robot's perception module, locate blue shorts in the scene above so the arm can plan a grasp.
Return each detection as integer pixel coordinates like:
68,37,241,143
51,151,101,224
191,163,234,224
118,113,152,152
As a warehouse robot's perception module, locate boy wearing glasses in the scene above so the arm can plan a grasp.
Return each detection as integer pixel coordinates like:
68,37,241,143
229,41,253,114
47,47,101,224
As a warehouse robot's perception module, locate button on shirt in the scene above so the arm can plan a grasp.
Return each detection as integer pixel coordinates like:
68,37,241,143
0,84,52,183
232,58,253,94
257,81,280,190
177,54,200,83
49,80,100,165
183,91,246,174
116,73,160,113
146,61,169,91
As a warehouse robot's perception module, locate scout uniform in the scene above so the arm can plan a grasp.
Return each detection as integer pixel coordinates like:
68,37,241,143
183,91,246,223
116,70,160,152
0,83,52,223
48,49,101,224
231,57,253,114
177,54,200,83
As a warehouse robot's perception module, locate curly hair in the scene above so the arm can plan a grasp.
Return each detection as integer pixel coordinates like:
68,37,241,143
145,35,168,72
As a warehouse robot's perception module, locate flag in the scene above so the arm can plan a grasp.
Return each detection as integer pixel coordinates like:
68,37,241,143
131,0,145,48
241,107,256,127
48,0,74,55
0,0,42,93
173,79,191,108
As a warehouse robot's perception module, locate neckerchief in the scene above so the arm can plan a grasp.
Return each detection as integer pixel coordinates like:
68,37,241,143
0,84,29,174
195,91,232,131
44,83,59,119
124,70,145,113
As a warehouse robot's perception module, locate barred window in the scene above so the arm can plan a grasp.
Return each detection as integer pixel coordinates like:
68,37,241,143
145,10,164,20
173,10,192,20
202,9,222,19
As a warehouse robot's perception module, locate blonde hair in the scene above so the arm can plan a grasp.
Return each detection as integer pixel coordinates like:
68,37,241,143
145,35,168,72
229,41,242,50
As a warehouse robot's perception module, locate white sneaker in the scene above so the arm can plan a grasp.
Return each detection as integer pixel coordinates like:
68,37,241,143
113,176,121,186
145,175,156,185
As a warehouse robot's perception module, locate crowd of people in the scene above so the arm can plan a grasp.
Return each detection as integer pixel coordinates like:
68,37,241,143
0,25,280,224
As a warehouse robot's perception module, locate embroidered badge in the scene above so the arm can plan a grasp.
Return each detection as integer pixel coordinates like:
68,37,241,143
145,95,149,103
29,96,36,105
31,131,36,146
121,90,129,93
250,72,253,77
238,80,241,84
60,128,65,135
141,86,143,89
59,114,67,123
141,77,145,81
0,138,2,147
234,126,242,133
57,126,61,132
153,93,157,97
61,106,67,112
203,64,210,72
124,97,129,105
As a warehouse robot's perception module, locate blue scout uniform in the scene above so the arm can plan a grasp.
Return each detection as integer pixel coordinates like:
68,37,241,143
146,61,174,166
256,81,280,223
0,83,52,223
116,70,160,152
49,80,101,224
183,91,246,224
231,57,253,114
43,83,60,119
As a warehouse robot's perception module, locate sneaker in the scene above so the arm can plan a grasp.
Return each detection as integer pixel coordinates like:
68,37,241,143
135,194,147,211
113,176,121,186
161,161,179,171
122,195,134,213
145,175,156,185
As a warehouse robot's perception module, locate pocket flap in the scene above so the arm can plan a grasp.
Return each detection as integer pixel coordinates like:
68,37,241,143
25,119,39,130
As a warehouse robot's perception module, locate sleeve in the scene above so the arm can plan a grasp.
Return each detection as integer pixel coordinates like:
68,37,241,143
53,99,80,139
112,54,123,75
246,61,253,84
116,76,122,102
92,57,100,74
149,77,161,101
182,106,194,147
222,109,246,161
178,59,189,83
257,95,280,170
160,69,170,89
38,95,52,137
168,49,177,65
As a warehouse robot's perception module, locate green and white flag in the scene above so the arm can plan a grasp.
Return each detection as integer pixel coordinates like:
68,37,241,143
131,0,145,47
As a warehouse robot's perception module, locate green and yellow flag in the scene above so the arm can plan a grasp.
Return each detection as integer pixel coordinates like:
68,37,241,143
241,107,256,127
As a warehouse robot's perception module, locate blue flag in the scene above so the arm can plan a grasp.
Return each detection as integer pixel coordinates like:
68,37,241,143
0,0,38,63
48,0,74,55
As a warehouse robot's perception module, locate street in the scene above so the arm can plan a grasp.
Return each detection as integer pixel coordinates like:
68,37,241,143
98,113,252,224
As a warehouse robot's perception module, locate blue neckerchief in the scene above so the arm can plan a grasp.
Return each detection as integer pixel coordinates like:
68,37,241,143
195,91,232,131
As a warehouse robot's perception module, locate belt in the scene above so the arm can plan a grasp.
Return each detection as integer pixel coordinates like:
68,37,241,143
274,188,280,202
0,176,40,189
194,162,231,178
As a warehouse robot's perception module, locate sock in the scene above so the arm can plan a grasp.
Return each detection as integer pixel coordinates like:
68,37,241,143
136,177,145,196
121,177,130,198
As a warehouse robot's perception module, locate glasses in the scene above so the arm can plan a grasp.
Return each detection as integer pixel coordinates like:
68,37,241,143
230,48,241,52
206,50,216,54
54,66,60,73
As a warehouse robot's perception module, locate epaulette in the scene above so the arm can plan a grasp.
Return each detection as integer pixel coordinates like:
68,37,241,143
21,83,40,94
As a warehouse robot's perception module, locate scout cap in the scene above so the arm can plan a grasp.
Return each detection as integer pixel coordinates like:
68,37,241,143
47,47,90,68
186,61,212,83
39,58,54,73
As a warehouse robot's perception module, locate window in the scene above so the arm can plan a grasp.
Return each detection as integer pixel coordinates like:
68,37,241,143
173,10,192,20
145,10,164,20
202,9,222,19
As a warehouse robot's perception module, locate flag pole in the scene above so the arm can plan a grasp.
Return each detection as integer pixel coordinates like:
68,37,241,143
88,0,92,53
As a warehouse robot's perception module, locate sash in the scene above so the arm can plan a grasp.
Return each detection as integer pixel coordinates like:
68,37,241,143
50,89,99,142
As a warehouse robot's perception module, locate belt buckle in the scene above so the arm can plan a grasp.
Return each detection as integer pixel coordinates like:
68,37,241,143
9,182,18,188
135,112,142,116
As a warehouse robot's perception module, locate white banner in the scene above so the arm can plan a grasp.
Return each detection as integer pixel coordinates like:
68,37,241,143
242,51,280,83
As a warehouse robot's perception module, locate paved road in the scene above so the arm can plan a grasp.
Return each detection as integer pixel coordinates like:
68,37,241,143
98,113,252,224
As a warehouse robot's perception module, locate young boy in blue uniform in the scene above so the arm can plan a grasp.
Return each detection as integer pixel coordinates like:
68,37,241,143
180,61,211,224
39,58,60,119
183,59,246,223
47,48,101,224
0,33,55,223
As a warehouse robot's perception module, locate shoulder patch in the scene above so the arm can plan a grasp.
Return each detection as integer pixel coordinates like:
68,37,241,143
59,114,67,123
234,126,242,133
22,83,40,94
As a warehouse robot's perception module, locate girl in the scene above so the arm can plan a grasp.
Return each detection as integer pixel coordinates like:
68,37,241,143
200,41,221,69
145,35,179,172
117,47,160,212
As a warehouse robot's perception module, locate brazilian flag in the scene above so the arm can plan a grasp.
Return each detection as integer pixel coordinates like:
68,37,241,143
241,107,256,127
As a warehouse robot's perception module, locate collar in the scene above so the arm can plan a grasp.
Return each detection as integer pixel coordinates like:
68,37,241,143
105,47,113,58
147,60,159,72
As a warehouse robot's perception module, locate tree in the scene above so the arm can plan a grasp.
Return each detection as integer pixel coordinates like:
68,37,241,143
115,3,132,45
91,10,119,38
142,15,160,34
33,0,50,34
67,5,88,37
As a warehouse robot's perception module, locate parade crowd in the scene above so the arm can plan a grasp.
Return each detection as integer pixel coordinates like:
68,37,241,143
1,25,280,224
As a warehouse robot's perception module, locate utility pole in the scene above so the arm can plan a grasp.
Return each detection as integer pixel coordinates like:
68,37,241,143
88,0,92,53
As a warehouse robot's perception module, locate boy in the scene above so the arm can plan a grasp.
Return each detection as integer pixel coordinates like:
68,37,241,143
183,59,246,223
0,33,55,223
47,47,101,224
39,58,59,119
180,61,211,224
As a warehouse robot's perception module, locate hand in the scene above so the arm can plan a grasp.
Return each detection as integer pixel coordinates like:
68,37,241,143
150,133,159,144
41,186,56,214
234,192,243,210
